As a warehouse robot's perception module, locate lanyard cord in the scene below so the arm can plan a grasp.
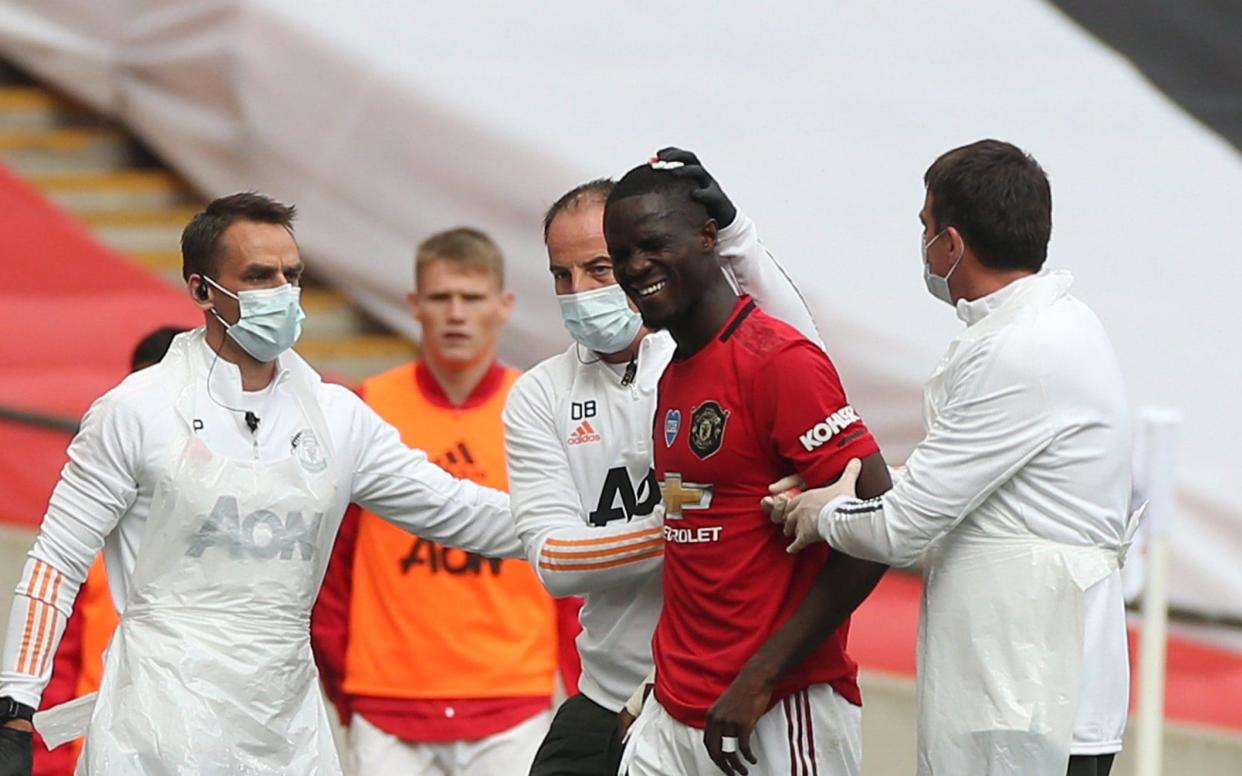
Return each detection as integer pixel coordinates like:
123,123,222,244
576,343,639,386
205,331,262,434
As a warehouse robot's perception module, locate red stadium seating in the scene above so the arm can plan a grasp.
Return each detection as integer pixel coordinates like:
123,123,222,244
0,163,199,525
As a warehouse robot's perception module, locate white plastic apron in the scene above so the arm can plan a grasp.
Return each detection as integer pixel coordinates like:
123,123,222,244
914,273,1139,775
37,337,342,775
916,519,1138,776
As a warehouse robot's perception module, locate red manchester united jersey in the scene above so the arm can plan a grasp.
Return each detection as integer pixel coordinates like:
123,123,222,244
652,296,879,727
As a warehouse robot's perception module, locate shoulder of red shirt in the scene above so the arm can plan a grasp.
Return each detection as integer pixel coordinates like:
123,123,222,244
706,297,845,387
738,304,878,488
693,295,792,356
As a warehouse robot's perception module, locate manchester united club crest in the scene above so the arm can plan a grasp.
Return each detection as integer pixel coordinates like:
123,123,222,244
291,429,327,474
688,401,729,460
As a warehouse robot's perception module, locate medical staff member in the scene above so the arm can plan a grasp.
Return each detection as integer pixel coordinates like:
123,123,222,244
769,140,1135,776
0,193,522,776
504,149,824,775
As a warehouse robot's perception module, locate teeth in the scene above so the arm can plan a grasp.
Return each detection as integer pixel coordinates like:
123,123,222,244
639,281,666,297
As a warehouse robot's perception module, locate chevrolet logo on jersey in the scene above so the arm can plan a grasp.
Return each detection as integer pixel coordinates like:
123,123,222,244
659,473,714,519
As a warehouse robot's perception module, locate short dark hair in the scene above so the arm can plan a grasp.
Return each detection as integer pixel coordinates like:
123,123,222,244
543,178,614,241
181,192,297,280
130,325,189,371
605,164,706,220
924,139,1052,272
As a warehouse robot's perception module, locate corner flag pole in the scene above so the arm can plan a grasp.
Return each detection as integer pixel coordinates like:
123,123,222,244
1134,408,1180,776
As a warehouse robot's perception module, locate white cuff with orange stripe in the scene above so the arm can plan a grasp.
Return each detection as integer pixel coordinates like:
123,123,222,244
538,525,664,573
0,558,77,708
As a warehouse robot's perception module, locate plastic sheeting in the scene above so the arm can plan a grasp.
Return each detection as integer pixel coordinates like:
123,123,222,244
0,0,1238,619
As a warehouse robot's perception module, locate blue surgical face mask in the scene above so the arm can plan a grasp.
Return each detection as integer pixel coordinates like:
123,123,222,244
921,229,962,305
204,277,305,362
557,284,643,355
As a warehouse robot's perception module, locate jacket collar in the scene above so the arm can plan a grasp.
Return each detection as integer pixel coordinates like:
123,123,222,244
163,328,320,427
955,270,1074,327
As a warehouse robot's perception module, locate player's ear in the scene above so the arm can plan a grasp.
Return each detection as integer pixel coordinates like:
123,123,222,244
498,289,515,323
187,274,212,311
700,219,718,253
946,226,968,263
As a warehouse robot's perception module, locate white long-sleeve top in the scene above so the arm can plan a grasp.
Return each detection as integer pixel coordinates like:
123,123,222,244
820,271,1133,754
1,331,519,709
503,211,822,711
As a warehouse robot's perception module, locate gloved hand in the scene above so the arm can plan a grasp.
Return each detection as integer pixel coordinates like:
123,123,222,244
764,458,863,554
0,725,33,776
652,147,738,228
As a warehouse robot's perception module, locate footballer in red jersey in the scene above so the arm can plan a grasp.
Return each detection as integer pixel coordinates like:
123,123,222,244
603,163,892,776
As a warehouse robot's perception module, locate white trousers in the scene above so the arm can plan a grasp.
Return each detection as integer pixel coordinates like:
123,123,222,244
349,710,551,776
624,684,861,776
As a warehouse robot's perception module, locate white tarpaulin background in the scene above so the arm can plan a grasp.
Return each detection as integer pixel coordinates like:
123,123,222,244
1,0,1239,618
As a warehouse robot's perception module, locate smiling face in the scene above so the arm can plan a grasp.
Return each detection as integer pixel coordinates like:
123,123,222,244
603,192,718,330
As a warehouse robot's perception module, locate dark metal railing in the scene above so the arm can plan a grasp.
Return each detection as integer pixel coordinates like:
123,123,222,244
0,404,79,434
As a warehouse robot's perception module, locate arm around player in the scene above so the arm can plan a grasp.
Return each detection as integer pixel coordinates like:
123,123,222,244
503,368,665,598
345,390,524,559
769,334,1053,567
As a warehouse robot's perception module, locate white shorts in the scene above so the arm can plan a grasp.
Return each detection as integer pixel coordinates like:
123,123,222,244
349,710,552,776
622,684,861,776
